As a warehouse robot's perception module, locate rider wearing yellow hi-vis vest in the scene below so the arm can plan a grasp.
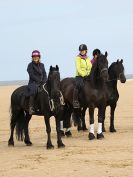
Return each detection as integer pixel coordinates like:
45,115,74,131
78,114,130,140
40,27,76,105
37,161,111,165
73,44,92,108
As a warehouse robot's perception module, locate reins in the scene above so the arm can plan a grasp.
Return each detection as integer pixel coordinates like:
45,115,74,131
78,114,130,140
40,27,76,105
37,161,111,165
42,83,65,112
43,83,55,112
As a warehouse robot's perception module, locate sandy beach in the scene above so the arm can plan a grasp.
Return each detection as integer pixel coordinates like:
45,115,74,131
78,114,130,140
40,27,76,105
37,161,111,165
0,81,133,177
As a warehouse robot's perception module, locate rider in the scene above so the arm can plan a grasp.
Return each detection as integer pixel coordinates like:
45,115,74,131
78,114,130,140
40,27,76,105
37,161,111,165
27,50,47,115
91,49,101,65
73,44,92,108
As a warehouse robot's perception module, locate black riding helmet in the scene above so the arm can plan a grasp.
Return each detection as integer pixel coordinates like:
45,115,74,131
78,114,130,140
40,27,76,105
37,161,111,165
93,49,101,56
79,44,87,51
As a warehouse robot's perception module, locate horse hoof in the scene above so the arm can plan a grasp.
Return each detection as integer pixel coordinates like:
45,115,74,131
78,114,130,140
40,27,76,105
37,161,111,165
58,143,65,148
25,141,33,146
8,140,14,147
97,133,104,139
47,144,54,149
102,127,106,132
65,131,72,137
60,130,65,137
110,127,117,132
88,133,95,140
78,126,83,131
83,127,88,131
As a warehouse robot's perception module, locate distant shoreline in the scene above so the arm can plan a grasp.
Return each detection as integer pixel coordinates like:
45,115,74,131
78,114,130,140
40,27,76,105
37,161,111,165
0,75,133,86
0,80,28,86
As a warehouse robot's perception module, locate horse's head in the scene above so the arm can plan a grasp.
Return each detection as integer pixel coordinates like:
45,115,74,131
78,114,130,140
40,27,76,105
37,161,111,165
48,65,60,93
113,59,126,83
48,65,64,114
97,51,109,81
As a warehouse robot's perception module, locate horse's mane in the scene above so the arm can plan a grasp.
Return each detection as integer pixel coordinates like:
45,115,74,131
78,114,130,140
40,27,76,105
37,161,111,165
90,54,105,80
90,61,98,80
108,62,117,73
88,53,108,87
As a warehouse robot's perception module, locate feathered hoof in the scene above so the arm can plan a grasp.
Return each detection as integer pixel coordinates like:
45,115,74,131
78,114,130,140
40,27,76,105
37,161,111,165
8,140,14,147
58,142,65,148
97,133,104,140
65,131,72,137
47,144,54,150
88,132,95,140
60,130,65,137
110,127,117,132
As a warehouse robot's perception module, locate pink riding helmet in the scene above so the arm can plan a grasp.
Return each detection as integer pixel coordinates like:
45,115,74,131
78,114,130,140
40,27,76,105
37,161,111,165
31,50,41,58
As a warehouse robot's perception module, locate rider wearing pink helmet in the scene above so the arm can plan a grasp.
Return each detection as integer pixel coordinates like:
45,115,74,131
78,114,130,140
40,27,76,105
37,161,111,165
27,50,47,114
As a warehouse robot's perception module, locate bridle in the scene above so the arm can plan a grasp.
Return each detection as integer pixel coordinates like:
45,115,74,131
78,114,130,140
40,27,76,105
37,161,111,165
100,68,108,77
106,72,124,82
119,72,124,80
42,83,65,112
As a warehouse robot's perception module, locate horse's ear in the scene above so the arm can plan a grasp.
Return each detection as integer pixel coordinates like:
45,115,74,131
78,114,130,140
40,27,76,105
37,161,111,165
121,59,123,63
117,59,119,63
105,51,108,57
50,66,53,71
56,65,59,71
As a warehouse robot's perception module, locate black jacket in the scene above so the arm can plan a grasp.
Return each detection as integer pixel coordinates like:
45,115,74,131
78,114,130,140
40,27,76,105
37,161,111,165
27,62,47,96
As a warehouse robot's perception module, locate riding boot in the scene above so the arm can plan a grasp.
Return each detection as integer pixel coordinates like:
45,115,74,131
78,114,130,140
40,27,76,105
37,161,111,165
73,88,80,108
29,96,35,115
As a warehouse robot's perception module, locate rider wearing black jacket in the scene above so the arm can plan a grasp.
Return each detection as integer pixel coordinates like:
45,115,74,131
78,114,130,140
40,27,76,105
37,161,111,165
27,50,47,114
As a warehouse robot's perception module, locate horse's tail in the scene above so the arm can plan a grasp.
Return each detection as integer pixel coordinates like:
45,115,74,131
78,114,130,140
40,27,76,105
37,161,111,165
15,110,26,141
10,93,26,141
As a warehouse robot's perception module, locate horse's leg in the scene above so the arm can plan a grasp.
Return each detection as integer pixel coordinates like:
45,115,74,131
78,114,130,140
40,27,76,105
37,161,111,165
81,107,88,131
64,105,72,137
55,115,65,148
97,106,105,139
88,107,95,140
24,113,32,146
71,110,82,131
73,108,82,131
44,117,54,149
60,120,65,137
110,103,117,132
8,112,18,146
102,108,106,132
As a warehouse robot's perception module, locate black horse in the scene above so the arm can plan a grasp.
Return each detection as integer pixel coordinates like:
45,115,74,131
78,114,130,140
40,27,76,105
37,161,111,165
76,59,126,133
8,65,65,149
103,59,126,132
60,52,109,139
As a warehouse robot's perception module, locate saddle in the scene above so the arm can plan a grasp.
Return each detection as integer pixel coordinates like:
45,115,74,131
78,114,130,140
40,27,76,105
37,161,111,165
21,84,65,115
20,84,52,114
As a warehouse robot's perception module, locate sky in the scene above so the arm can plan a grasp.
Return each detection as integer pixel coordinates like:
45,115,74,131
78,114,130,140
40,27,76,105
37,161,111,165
0,0,133,81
